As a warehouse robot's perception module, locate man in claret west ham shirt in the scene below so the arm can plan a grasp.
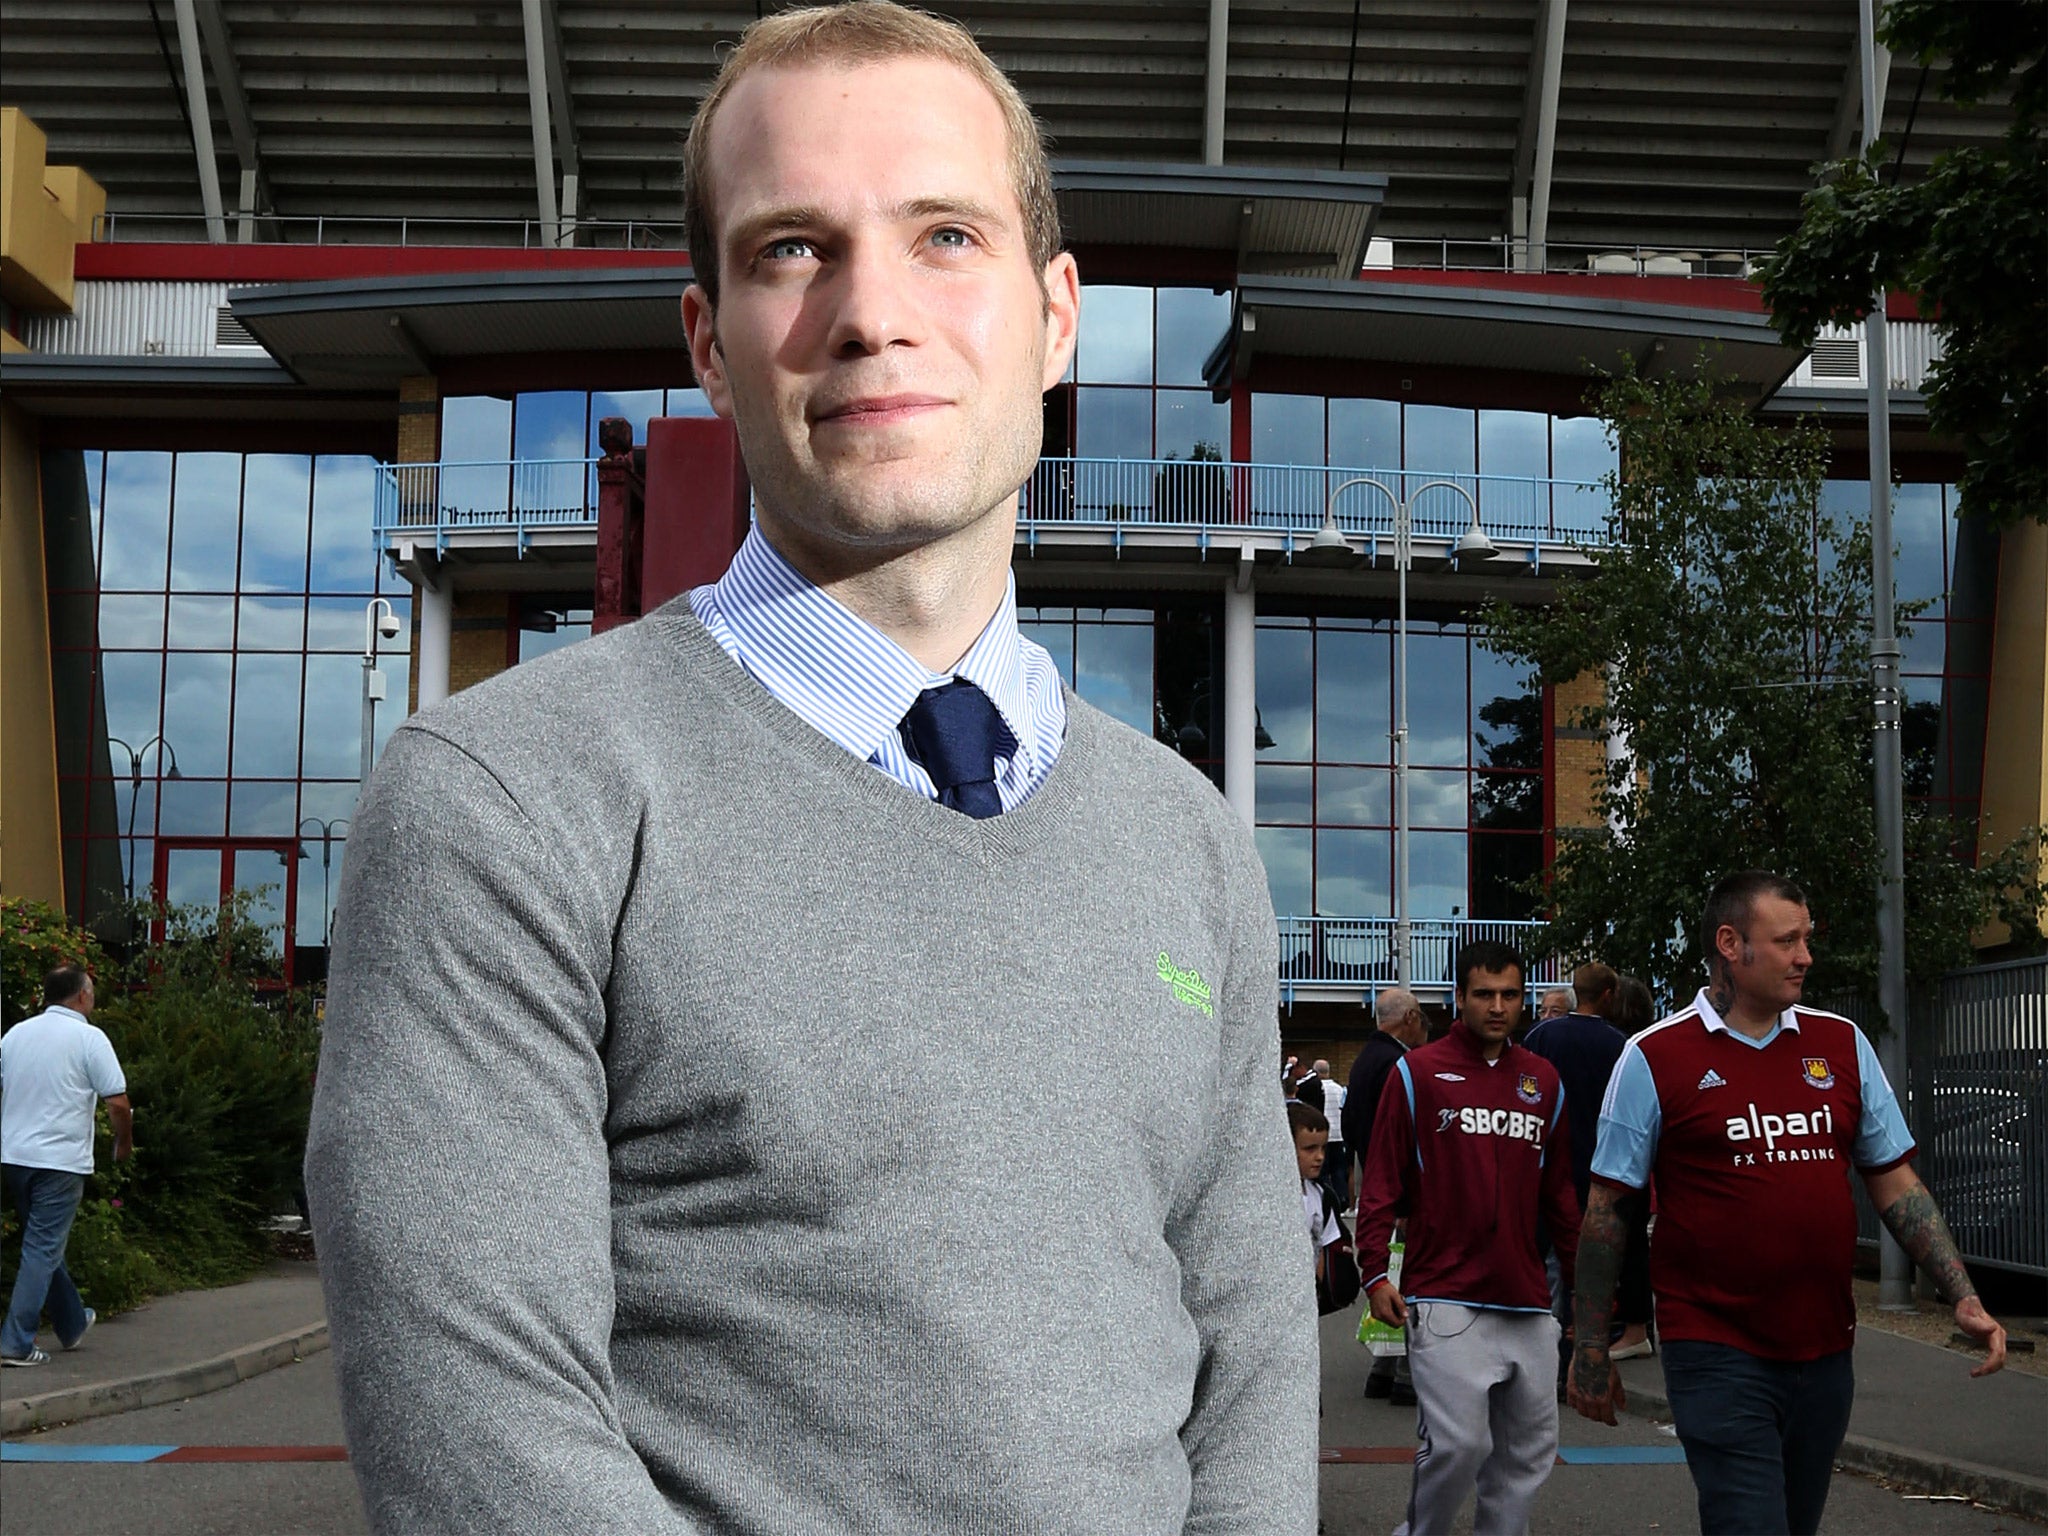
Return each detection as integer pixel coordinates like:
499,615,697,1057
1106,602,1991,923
1356,940,1581,1536
1570,870,2008,1536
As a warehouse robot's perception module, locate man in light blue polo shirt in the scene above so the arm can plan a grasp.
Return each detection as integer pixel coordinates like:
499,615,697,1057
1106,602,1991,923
1,965,132,1366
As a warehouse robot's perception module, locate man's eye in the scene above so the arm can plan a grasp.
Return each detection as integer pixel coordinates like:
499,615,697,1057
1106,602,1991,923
765,237,814,260
930,227,972,249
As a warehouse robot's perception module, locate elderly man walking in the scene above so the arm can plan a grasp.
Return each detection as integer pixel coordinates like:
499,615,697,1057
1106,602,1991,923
1347,986,1427,1405
2,966,132,1367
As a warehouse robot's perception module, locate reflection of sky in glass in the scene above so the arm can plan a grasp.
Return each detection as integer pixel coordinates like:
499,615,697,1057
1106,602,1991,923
164,652,232,774
100,652,163,752
1316,626,1390,763
233,847,291,965
1816,480,1867,584
1408,768,1467,829
1317,829,1390,916
1258,764,1313,824
98,594,165,649
311,457,381,592
106,783,155,843
159,778,227,835
1155,390,1228,460
100,453,172,590
1155,287,1229,387
1256,826,1312,917
170,454,242,591
1410,832,1467,917
1479,410,1548,477
515,391,587,460
1077,387,1151,461
1254,393,1323,466
297,839,346,946
163,846,222,909
1329,397,1399,471
229,779,298,836
237,596,306,650
1257,623,1313,759
240,456,311,592
168,595,236,649
302,655,361,778
1077,285,1152,384
1471,647,1537,768
1552,415,1617,529
666,387,715,418
1406,633,1467,765
232,654,302,777
1317,766,1389,825
1075,621,1153,734
442,395,511,459
1404,406,1475,477
1893,481,1945,614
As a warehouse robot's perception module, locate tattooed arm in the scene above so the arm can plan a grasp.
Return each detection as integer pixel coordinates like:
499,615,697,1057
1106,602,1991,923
1863,1162,2008,1375
1567,1181,1632,1424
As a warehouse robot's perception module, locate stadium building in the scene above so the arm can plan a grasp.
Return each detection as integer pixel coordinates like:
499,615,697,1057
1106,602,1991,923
2,2,2041,1067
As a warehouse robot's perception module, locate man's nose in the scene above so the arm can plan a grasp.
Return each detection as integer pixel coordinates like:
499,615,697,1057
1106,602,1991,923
824,234,925,358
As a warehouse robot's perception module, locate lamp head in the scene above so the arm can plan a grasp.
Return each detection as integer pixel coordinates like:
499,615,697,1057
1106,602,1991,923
1453,517,1499,563
1300,518,1357,566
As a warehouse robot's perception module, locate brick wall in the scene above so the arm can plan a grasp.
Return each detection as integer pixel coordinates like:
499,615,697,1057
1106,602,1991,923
1552,669,1608,833
449,591,512,696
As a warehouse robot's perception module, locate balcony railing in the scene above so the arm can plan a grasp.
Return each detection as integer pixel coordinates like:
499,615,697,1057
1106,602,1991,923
373,456,1614,553
1021,459,1611,546
1278,916,1562,996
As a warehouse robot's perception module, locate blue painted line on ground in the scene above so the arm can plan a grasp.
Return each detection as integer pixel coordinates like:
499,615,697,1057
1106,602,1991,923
3,1444,176,1463
1556,1445,1689,1465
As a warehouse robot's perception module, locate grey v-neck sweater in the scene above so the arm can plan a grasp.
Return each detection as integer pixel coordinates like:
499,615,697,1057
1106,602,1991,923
306,601,1316,1534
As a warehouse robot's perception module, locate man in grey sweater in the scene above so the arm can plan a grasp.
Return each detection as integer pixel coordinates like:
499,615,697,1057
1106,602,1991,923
304,6,1318,1532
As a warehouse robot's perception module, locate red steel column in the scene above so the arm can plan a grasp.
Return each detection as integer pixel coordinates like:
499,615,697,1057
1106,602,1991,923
641,415,751,612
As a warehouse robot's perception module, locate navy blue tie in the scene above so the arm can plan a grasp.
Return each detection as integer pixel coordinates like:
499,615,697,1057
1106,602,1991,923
898,679,1010,820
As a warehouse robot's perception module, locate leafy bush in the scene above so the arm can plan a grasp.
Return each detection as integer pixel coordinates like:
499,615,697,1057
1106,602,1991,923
1,894,317,1316
2,898,108,1029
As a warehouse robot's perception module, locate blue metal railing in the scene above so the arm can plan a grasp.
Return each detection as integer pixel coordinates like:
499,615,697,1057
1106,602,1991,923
373,456,1615,554
1276,916,1562,996
374,457,602,553
1021,459,1613,546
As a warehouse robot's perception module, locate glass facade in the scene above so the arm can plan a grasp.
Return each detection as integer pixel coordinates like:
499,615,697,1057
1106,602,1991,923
50,450,412,967
1252,616,1544,922
1065,285,1232,465
1018,602,1221,786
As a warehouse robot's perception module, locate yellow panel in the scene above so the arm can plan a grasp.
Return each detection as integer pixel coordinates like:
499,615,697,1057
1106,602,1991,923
0,399,65,905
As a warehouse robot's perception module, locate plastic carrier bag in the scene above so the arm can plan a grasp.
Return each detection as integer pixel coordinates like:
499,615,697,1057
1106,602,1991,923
1355,1241,1406,1356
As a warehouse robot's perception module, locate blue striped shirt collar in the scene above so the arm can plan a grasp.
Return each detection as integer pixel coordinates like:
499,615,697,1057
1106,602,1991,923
690,526,1059,795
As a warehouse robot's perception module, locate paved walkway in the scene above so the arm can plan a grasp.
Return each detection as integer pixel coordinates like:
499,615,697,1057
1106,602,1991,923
3,1262,326,1433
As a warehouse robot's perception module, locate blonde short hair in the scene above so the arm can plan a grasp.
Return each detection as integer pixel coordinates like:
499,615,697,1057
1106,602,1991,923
682,2,1061,306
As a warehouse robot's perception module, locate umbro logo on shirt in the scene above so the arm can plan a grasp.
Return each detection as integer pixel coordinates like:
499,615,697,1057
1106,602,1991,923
1434,1072,1466,1082
1697,1069,1728,1091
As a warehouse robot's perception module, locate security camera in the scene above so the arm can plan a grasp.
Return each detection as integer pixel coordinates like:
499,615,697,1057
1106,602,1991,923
376,612,403,641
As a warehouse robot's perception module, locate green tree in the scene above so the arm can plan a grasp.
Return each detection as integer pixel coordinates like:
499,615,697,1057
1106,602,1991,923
1758,0,2047,530
1480,367,2044,1006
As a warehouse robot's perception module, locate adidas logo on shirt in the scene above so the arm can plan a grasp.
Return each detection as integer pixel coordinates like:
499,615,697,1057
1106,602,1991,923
1697,1069,1727,1091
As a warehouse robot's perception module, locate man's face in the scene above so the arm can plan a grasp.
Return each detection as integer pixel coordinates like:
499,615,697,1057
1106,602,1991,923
1456,966,1525,1051
1539,991,1571,1020
1720,895,1814,1013
1294,1128,1328,1181
682,57,1079,568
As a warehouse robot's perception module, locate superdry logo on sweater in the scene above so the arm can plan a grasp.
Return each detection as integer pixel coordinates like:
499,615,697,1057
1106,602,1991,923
1155,952,1213,1016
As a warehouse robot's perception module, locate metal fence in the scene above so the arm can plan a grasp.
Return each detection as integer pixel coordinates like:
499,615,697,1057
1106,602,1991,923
1277,916,1564,995
1833,955,2048,1277
374,458,600,551
1020,459,1613,545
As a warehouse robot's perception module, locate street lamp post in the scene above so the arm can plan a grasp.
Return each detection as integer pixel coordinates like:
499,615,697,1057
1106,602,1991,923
106,733,181,903
298,817,349,947
362,598,397,789
1310,477,1496,988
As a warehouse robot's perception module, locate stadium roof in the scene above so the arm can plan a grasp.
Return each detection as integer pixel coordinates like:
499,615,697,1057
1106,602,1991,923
0,0,2016,258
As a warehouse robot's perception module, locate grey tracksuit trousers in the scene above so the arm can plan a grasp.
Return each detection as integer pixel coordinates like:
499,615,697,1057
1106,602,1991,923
1395,1302,1561,1536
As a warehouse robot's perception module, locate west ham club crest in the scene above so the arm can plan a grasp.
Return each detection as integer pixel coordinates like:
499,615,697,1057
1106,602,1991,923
1801,1057,1836,1090
1516,1073,1543,1105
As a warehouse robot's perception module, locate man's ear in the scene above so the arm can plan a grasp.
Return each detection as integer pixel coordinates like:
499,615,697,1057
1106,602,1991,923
1039,251,1081,393
681,284,735,420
